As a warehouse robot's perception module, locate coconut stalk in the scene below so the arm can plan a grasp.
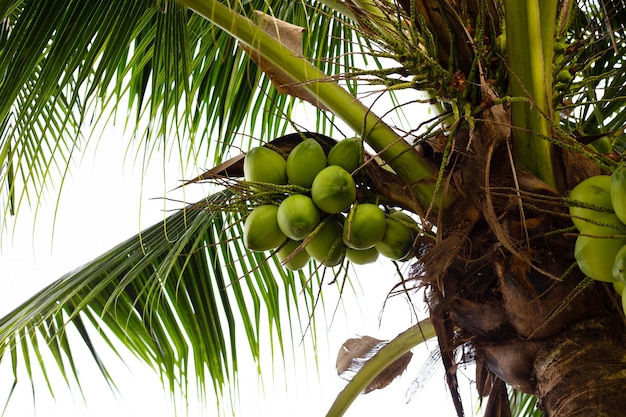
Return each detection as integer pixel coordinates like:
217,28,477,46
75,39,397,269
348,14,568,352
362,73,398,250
504,0,560,188
179,0,447,211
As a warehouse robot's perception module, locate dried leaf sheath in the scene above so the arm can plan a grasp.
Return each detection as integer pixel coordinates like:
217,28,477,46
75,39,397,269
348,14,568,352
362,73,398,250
240,12,329,110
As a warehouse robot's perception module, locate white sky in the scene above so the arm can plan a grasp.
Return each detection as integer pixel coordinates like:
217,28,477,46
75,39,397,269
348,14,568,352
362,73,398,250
0,90,478,416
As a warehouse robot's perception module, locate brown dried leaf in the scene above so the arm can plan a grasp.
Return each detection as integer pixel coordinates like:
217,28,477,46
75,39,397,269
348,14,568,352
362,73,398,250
336,335,413,393
336,336,384,377
252,10,303,54
240,11,328,110
482,378,512,417
365,351,413,393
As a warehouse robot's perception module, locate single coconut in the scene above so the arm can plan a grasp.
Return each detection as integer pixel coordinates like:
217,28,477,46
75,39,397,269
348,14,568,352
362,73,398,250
346,247,379,265
277,194,321,241
568,175,615,232
342,203,386,249
375,212,417,260
286,139,327,188
390,211,420,261
243,205,286,251
244,146,287,185
311,165,356,214
327,137,362,173
613,244,626,283
305,218,346,267
575,234,626,282
277,239,311,271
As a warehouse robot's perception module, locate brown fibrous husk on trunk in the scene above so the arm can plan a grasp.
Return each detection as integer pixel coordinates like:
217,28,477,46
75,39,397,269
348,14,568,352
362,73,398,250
407,120,626,416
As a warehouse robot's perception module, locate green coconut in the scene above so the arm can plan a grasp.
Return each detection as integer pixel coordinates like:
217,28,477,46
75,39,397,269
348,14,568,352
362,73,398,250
375,212,418,261
311,165,356,214
327,137,363,173
244,146,287,185
578,212,626,237
277,194,321,241
589,137,612,154
556,69,573,84
612,244,626,283
389,211,419,229
575,234,626,282
390,211,420,253
553,40,567,55
305,218,346,267
611,164,626,225
243,205,287,252
286,139,327,188
346,247,379,265
277,239,311,271
568,175,615,232
343,203,386,249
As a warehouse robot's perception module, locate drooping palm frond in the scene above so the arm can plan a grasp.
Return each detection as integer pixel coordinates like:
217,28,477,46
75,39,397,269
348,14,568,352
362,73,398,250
0,187,327,410
0,0,439,411
0,0,363,222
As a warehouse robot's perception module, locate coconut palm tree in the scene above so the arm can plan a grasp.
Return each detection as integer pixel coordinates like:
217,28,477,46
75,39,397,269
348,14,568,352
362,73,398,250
1,0,625,416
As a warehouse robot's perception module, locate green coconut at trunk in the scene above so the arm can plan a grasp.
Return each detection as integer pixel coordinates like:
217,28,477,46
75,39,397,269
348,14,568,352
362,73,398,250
575,235,626,282
375,211,418,261
568,175,615,232
612,244,626,283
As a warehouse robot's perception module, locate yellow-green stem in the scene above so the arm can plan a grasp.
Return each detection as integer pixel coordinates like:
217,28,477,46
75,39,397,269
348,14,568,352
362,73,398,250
179,0,446,210
325,319,436,417
504,0,558,188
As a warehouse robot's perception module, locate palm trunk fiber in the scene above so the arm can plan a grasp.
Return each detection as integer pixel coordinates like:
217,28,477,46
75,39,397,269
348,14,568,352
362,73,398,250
534,317,626,417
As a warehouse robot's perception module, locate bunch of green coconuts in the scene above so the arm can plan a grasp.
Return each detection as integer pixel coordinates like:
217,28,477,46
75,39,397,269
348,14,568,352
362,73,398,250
242,137,419,270
569,164,626,310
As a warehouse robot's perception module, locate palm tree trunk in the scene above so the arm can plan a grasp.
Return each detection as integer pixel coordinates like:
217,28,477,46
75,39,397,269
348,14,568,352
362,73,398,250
534,317,626,417
427,227,626,416
418,123,626,416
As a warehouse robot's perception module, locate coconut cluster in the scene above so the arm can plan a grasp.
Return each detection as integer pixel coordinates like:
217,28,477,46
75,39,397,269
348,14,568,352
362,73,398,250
569,165,626,314
241,137,420,271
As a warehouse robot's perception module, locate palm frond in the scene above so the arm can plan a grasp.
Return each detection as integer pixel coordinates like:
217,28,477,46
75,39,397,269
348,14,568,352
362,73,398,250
509,388,543,417
0,188,324,408
0,0,362,222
